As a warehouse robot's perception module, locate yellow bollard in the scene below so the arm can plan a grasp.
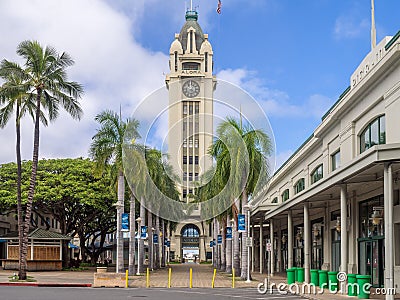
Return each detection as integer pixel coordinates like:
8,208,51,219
146,268,150,288
232,268,235,288
189,268,193,288
168,268,172,288
125,270,129,288
211,268,216,288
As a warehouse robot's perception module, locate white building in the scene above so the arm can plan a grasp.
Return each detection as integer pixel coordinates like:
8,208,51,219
251,31,400,295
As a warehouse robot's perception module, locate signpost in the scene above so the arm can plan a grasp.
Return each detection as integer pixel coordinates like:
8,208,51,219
217,235,222,244
245,237,253,247
121,213,129,232
226,227,232,240
140,226,147,239
153,233,159,244
238,214,245,232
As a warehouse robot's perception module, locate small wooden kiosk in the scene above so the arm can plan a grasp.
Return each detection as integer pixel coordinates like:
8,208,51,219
0,228,71,271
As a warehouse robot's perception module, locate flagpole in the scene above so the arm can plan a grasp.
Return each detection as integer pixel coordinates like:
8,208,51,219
371,0,376,50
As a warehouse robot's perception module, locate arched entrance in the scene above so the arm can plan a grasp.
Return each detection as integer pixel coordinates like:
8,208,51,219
181,224,200,263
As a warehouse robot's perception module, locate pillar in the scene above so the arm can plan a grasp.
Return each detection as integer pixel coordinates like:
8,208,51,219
251,225,255,272
260,219,263,273
277,224,282,272
384,163,394,300
270,219,274,276
288,210,293,269
304,203,310,283
340,185,348,274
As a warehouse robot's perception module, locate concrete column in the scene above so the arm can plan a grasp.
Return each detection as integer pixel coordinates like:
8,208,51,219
260,219,263,273
270,219,274,276
348,190,357,273
384,163,394,300
304,203,310,283
340,185,348,274
288,211,293,269
251,225,255,272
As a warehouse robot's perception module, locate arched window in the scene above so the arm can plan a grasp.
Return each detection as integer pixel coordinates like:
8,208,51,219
360,115,386,153
205,52,208,72
311,164,323,184
174,51,178,72
294,178,305,194
181,224,200,237
282,189,289,202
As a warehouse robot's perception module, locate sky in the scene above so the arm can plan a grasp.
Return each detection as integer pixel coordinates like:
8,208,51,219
0,0,399,171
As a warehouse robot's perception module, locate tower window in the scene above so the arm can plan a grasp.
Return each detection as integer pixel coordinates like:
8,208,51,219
183,189,187,198
195,102,199,114
189,104,193,115
183,156,187,164
183,139,187,148
194,139,199,148
182,62,200,70
190,30,194,53
183,103,188,114
205,52,208,72
189,138,193,148
195,156,199,164
174,51,178,72
189,156,193,164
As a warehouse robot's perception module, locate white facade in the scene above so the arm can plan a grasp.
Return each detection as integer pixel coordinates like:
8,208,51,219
252,32,400,295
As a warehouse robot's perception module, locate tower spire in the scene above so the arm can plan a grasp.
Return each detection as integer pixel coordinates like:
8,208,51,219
371,0,376,50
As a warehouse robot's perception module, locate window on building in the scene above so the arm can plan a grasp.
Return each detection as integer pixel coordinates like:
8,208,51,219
182,62,200,70
189,138,193,148
195,102,199,114
360,115,386,153
189,103,193,115
183,189,187,198
188,173,193,181
183,139,187,148
271,197,278,204
194,139,199,148
331,150,341,171
281,189,289,202
174,51,178,72
183,103,188,115
205,52,208,72
183,156,187,164
195,156,199,165
311,164,323,184
183,172,187,181
294,178,305,194
189,156,193,164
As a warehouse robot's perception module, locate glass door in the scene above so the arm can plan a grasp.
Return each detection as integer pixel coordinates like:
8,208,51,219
358,238,384,287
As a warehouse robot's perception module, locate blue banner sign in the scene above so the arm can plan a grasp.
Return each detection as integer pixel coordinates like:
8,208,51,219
226,227,232,240
210,241,214,247
153,233,159,244
140,226,147,239
121,213,129,231
217,235,222,244
238,214,246,232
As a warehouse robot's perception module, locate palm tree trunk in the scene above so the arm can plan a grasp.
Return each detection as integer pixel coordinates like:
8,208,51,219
213,218,217,267
15,103,25,280
128,192,135,275
226,218,232,273
116,170,125,273
155,214,160,269
21,90,42,280
139,197,145,273
147,209,153,270
233,199,241,275
240,192,249,280
161,219,165,268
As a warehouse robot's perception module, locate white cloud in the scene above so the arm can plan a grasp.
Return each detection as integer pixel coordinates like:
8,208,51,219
0,0,170,163
217,68,332,119
334,15,369,39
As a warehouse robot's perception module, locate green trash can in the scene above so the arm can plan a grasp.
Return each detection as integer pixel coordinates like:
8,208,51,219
328,271,339,292
293,267,298,282
318,270,328,288
287,268,295,285
297,267,305,283
347,274,358,296
356,275,371,299
310,269,319,286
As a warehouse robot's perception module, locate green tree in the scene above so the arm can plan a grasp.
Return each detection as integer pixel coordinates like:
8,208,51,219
89,110,140,273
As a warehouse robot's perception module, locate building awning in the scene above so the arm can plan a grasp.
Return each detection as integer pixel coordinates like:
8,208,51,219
0,228,72,240
0,239,6,243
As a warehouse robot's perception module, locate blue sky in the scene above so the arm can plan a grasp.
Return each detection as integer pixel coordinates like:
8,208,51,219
0,0,399,169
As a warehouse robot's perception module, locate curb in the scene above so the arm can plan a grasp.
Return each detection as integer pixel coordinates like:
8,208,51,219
0,282,92,287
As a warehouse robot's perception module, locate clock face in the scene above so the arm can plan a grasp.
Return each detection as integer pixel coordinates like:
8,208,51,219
182,80,200,98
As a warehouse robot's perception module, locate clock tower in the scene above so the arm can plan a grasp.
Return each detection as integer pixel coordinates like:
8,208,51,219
166,9,216,202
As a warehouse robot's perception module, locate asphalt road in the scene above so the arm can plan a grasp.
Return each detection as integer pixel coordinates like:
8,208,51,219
0,287,304,300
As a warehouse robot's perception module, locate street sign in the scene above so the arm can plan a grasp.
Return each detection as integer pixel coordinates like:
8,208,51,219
266,242,272,252
226,227,232,240
121,213,129,231
140,226,147,239
245,237,253,247
166,240,170,248
217,235,222,244
238,214,245,232
153,233,159,244
210,241,214,247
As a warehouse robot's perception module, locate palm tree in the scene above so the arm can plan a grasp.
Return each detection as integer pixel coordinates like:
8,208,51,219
1,40,84,280
0,60,48,280
210,117,272,280
89,110,140,273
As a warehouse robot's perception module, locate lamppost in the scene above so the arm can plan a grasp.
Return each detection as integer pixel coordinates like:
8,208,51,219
244,203,252,283
115,200,123,273
136,217,142,275
231,218,235,272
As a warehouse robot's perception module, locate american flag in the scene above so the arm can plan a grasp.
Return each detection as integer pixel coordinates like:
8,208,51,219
216,0,222,14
